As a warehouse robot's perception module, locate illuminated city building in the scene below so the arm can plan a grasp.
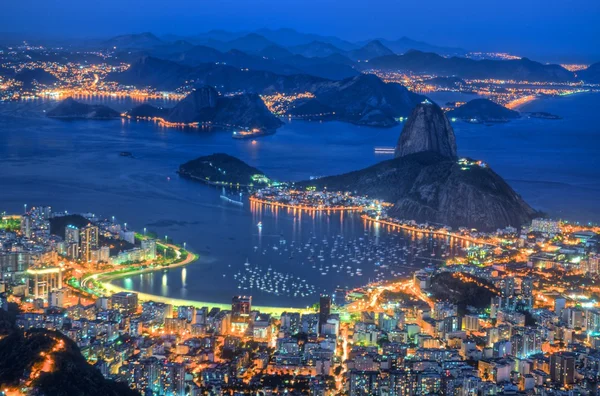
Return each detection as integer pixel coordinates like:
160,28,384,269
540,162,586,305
80,224,99,262
65,224,80,244
111,291,139,314
231,295,251,318
319,294,331,335
550,352,576,386
27,266,63,299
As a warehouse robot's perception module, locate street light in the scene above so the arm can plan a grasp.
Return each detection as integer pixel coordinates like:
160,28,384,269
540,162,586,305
143,227,147,236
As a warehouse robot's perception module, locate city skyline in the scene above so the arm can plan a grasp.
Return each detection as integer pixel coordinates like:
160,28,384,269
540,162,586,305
1,1,599,394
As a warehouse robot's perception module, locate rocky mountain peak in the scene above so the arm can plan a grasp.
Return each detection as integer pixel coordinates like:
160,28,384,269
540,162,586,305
395,99,457,159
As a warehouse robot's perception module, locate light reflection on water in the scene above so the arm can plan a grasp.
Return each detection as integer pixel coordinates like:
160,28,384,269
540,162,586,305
0,93,598,306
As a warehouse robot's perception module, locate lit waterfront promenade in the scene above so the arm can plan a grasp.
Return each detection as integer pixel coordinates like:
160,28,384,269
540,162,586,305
78,240,306,316
361,214,497,247
249,196,363,212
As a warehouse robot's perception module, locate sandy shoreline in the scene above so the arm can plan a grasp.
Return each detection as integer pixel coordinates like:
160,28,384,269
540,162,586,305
97,255,306,316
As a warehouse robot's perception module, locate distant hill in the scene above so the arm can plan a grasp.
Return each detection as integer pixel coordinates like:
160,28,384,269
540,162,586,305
371,37,466,56
47,98,120,119
108,56,327,92
258,45,294,59
108,56,195,91
129,86,283,131
311,73,426,126
369,50,575,82
182,33,278,53
156,45,357,80
447,99,520,122
578,62,600,83
14,68,58,88
289,41,347,58
127,103,170,118
179,153,269,186
148,40,195,57
288,40,393,62
254,28,358,51
347,40,394,61
287,99,335,117
102,32,163,49
222,33,277,53
170,44,224,64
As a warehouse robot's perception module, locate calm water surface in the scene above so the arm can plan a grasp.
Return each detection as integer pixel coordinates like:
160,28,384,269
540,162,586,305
0,93,598,306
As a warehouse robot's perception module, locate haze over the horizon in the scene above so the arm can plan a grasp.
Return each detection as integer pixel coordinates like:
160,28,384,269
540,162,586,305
2,0,600,62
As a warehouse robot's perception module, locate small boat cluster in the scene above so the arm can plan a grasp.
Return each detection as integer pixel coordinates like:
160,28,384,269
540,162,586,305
226,227,462,294
233,259,317,297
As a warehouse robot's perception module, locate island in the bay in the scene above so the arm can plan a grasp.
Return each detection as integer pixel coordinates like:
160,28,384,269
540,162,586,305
446,98,520,123
178,152,270,187
47,97,121,120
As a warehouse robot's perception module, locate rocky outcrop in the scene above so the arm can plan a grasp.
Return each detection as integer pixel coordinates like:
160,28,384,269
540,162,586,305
395,100,457,159
298,101,536,230
300,152,535,231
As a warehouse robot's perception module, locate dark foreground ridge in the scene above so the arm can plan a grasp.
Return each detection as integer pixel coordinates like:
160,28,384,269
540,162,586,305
0,308,139,396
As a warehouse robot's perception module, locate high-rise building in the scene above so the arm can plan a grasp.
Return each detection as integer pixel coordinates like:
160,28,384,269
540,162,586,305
587,309,600,333
141,239,157,260
319,294,331,334
80,224,99,262
521,277,534,298
231,296,251,318
550,352,575,385
67,243,79,259
27,267,63,300
531,218,561,235
177,306,197,323
21,215,32,238
280,312,301,334
490,296,502,319
585,254,600,277
49,289,65,308
463,314,480,332
502,277,516,299
65,225,80,244
111,292,138,313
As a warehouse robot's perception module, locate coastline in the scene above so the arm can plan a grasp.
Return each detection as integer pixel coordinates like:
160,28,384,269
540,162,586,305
513,89,595,110
96,254,306,316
